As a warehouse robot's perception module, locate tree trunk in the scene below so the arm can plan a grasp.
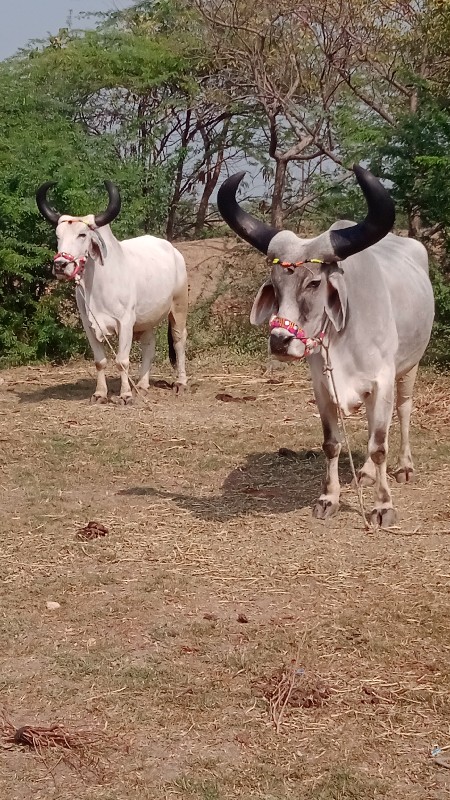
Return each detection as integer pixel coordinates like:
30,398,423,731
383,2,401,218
137,96,152,234
408,205,422,238
194,119,230,237
166,109,192,240
271,158,287,228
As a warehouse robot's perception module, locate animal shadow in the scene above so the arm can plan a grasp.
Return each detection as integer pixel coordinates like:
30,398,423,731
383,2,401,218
117,448,366,522
14,378,96,404
14,376,175,404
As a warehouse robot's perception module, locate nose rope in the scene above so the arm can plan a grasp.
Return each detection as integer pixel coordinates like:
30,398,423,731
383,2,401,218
269,310,369,530
320,338,371,532
54,252,87,281
269,315,325,357
73,279,152,406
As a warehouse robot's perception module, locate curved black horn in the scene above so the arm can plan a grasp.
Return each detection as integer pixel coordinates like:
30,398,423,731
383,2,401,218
36,181,61,226
217,172,279,255
94,181,121,228
329,164,395,260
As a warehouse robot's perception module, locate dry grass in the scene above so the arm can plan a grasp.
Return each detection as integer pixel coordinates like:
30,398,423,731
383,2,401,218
0,353,449,799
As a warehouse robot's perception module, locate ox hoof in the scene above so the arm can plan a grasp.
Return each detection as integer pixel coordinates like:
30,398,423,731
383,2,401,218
110,394,133,406
394,467,415,484
90,394,108,405
173,382,188,395
355,469,376,488
312,497,339,520
369,506,397,528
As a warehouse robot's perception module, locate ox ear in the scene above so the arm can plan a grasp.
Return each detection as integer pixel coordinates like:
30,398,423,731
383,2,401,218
325,271,347,331
250,281,277,325
88,229,107,265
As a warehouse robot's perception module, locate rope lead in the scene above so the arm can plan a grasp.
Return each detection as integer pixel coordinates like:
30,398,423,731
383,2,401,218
321,341,372,532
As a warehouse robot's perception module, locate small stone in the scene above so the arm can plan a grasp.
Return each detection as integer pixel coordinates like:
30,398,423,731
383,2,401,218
46,601,60,610
237,613,249,623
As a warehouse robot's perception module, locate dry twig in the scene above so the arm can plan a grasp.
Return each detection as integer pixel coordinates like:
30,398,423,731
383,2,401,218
0,713,106,780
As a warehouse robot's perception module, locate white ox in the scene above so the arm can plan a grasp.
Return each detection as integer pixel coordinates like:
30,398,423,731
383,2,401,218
218,165,435,528
36,181,188,403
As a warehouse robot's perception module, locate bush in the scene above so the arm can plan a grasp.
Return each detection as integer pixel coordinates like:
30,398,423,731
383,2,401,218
426,262,450,367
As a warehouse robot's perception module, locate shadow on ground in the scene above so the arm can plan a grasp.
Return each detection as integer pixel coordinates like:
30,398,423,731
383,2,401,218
13,378,96,403
117,448,365,521
13,377,175,404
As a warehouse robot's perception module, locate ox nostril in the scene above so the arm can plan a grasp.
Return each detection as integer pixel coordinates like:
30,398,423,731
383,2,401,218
270,331,293,354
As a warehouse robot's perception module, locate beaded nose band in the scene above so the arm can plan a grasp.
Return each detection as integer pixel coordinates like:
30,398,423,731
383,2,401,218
269,315,325,356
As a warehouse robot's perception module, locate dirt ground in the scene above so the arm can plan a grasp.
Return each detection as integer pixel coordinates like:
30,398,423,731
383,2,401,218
175,238,241,306
0,351,449,800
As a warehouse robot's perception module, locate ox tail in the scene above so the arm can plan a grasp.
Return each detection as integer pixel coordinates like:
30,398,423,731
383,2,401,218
168,322,177,368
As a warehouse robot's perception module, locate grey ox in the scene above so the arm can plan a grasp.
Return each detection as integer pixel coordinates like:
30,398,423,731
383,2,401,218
36,181,188,403
217,165,434,527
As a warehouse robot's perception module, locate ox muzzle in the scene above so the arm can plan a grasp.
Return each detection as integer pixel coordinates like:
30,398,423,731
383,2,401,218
269,315,325,360
53,252,87,281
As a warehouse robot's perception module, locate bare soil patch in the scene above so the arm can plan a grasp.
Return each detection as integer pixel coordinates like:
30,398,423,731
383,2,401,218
0,354,449,799
177,236,267,315
176,237,240,306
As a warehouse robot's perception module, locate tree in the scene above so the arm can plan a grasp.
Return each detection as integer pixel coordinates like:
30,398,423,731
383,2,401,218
30,2,255,240
194,0,353,227
0,58,113,364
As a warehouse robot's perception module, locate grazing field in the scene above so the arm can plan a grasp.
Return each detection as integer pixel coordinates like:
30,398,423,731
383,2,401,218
0,353,449,800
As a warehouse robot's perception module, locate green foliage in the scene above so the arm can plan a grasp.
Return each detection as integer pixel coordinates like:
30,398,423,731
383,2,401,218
375,100,450,362
307,180,369,232
426,261,450,367
30,27,192,97
0,18,182,365
380,102,450,230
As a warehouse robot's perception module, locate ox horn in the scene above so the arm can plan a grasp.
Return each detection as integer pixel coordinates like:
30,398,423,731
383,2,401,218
36,182,61,226
94,181,121,228
329,164,395,260
217,171,279,254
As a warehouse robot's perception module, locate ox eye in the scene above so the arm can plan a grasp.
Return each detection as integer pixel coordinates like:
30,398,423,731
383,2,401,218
78,232,87,239
308,279,321,289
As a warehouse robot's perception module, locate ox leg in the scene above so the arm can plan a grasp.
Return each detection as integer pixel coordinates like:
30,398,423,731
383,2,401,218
313,393,342,520
83,327,108,404
136,329,156,392
169,303,188,394
394,364,419,484
365,377,396,528
115,323,134,404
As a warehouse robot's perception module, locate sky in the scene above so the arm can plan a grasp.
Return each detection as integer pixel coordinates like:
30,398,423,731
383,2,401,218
0,0,131,61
